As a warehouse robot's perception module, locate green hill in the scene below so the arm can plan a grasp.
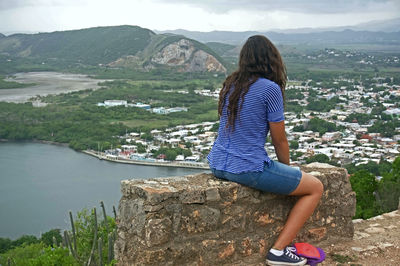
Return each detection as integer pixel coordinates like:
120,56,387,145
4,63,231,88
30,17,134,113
205,42,236,56
0,25,154,65
0,25,227,73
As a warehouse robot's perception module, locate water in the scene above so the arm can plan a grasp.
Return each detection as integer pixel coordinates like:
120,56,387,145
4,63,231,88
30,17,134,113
0,142,205,239
0,72,108,103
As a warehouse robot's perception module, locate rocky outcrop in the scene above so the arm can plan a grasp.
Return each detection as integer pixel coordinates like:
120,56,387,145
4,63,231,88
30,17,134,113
106,36,227,73
318,210,400,265
150,39,226,73
115,163,356,265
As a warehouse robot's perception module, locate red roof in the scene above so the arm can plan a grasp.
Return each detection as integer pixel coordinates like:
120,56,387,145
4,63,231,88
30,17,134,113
360,134,373,140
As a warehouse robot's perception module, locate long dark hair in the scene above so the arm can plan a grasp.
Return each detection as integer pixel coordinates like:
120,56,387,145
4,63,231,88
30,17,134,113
218,35,287,130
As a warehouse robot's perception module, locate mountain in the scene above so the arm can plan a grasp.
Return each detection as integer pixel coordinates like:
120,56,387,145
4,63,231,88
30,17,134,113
351,17,400,32
156,29,400,46
155,29,257,45
0,33,4,39
268,17,400,34
0,25,227,73
205,42,236,57
108,33,226,73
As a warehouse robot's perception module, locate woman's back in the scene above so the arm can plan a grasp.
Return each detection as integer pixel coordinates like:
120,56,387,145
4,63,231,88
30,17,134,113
208,35,323,266
207,77,284,174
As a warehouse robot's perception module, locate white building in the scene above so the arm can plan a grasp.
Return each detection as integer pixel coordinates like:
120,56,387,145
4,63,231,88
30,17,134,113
104,100,127,107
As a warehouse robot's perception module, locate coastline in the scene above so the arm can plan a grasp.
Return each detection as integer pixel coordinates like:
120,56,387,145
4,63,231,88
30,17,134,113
0,139,210,170
83,150,210,170
0,139,70,147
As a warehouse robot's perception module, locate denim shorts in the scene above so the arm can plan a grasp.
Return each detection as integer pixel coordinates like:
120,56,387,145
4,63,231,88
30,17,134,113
210,160,302,195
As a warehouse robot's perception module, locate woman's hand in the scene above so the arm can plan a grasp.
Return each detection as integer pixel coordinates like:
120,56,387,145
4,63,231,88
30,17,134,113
269,120,290,165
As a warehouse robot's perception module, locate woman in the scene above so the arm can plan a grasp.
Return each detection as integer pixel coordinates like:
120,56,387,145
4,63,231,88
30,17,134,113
207,35,323,266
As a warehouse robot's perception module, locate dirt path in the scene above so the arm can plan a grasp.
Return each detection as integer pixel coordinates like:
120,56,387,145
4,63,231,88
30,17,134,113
318,210,400,265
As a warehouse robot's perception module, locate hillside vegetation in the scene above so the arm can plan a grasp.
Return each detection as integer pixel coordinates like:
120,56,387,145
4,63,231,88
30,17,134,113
0,25,227,73
0,26,154,65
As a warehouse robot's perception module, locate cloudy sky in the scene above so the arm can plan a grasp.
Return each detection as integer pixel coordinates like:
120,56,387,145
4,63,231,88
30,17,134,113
0,0,399,34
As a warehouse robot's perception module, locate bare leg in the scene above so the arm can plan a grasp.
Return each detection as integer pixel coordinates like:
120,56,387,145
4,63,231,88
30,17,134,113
272,171,323,250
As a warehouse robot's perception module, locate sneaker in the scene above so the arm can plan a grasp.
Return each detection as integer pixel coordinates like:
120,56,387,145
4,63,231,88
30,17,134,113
266,246,307,266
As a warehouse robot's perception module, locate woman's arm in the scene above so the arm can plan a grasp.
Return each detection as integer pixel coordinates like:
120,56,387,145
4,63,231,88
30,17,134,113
269,120,290,165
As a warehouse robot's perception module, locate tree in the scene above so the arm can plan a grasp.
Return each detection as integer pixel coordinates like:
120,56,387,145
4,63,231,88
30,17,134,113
40,229,63,247
304,118,337,135
353,140,361,146
211,123,219,132
11,235,39,248
0,237,12,253
165,150,178,161
141,133,153,141
350,170,379,219
290,151,304,161
289,140,299,149
306,154,330,164
376,157,400,213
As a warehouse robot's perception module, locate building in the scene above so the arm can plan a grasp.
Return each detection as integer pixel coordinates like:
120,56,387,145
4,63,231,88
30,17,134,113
132,102,151,110
104,100,127,107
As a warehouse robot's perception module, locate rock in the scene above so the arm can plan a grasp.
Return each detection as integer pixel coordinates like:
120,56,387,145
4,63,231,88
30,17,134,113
308,171,322,176
368,215,384,220
308,227,327,241
255,213,274,226
378,243,394,249
181,206,221,234
370,223,381,227
383,210,399,218
218,242,235,259
306,162,336,168
205,187,221,202
385,225,397,230
365,227,385,234
179,189,205,204
354,231,371,240
145,218,172,247
116,168,356,265
352,247,364,252
150,39,226,73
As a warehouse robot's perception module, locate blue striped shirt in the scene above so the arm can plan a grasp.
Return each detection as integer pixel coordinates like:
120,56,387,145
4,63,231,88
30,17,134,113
207,78,285,173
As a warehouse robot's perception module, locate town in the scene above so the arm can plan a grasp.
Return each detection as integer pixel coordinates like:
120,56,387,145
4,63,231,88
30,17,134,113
97,74,400,173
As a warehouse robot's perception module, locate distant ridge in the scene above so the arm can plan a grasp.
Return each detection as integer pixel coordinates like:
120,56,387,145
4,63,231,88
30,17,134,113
155,29,400,46
346,17,400,32
0,25,227,73
269,17,400,34
205,42,236,57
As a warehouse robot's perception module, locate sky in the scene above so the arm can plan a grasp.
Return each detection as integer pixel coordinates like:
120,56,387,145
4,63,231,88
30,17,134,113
0,0,399,34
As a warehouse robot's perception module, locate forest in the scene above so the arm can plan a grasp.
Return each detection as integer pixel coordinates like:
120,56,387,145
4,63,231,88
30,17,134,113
0,79,220,151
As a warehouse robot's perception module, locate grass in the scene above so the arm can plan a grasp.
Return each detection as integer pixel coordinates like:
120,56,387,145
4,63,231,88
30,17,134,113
330,253,357,263
287,81,303,86
119,119,170,128
196,109,218,121
0,76,36,89
380,67,400,73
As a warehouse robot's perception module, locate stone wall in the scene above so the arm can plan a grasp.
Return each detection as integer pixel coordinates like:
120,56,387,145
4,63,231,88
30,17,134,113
115,163,356,265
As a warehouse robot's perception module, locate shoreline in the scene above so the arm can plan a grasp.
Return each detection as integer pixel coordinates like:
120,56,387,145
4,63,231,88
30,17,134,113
0,139,70,147
0,139,210,170
83,150,210,170
0,71,109,103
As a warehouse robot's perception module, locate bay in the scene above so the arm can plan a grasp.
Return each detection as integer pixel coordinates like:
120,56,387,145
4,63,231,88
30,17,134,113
0,142,204,239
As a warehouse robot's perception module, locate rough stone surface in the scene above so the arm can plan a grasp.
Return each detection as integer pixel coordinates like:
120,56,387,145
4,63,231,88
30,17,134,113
318,210,400,265
115,165,356,265
150,39,226,73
